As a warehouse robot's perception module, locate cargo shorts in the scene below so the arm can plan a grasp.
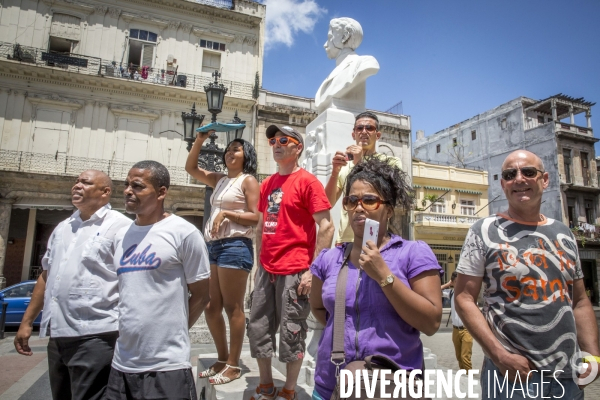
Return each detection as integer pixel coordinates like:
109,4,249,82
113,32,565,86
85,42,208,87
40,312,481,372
248,266,310,363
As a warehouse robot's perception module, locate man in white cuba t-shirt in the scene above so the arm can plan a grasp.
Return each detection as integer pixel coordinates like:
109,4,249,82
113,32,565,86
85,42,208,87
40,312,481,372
14,170,131,400
454,150,599,400
104,160,210,400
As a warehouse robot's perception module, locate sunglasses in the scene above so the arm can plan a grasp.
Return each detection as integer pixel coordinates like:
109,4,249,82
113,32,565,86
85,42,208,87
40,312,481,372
501,167,544,181
268,136,299,146
342,195,390,211
353,124,377,133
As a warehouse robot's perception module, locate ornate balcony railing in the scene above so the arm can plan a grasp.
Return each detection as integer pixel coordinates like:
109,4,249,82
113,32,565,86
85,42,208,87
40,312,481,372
0,42,254,100
414,212,480,225
0,149,194,186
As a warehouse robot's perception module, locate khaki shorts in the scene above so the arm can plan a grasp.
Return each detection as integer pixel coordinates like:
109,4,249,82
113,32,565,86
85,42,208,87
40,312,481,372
248,266,310,363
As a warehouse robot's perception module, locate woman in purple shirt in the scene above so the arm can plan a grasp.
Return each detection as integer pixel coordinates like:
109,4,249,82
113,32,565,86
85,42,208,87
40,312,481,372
310,157,443,400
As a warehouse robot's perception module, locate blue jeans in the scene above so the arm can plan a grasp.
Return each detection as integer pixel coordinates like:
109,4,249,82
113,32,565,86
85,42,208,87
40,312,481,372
481,357,584,399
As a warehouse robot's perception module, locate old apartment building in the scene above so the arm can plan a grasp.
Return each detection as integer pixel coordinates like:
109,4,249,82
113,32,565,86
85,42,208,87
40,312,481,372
0,0,265,288
413,94,599,305
411,159,489,280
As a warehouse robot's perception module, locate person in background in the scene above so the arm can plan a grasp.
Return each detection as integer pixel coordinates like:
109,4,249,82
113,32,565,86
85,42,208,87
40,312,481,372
15,170,131,400
185,131,260,385
441,271,473,371
310,157,442,400
324,111,402,244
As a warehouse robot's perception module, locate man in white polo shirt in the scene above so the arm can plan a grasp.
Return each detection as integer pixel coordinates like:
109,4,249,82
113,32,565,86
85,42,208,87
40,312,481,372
104,160,210,400
15,170,131,400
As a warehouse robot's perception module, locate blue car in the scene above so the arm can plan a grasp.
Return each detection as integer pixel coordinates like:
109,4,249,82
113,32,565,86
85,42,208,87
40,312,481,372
0,280,42,327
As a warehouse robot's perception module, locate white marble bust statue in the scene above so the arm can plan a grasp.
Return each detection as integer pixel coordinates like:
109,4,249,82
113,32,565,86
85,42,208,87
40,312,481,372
315,18,380,114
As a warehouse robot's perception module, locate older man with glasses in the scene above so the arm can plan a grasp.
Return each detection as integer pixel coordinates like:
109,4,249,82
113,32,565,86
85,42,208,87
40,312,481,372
325,111,402,244
453,149,599,399
247,125,334,400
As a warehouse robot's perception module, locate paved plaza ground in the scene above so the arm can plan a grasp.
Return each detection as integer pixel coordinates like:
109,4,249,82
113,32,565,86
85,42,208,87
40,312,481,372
1,325,598,399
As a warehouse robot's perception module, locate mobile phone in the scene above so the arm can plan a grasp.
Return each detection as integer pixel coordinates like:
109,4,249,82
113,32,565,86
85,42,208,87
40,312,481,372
362,218,380,252
346,153,354,161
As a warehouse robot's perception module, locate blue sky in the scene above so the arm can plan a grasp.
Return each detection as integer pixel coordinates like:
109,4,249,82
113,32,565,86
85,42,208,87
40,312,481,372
261,0,600,145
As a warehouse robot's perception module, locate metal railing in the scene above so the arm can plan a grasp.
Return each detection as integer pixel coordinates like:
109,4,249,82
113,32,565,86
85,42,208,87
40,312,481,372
0,42,254,100
0,149,193,186
414,212,480,225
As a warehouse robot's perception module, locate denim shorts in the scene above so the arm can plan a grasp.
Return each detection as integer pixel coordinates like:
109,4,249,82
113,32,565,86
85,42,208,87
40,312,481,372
206,237,253,272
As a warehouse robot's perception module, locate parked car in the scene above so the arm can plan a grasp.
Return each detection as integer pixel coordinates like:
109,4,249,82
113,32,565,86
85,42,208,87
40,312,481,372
0,280,41,327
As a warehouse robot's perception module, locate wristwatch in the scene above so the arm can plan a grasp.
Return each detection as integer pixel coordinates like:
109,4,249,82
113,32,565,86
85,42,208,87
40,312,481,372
380,274,395,288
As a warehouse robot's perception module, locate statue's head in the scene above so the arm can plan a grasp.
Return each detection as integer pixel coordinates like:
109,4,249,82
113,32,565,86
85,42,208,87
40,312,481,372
324,17,363,59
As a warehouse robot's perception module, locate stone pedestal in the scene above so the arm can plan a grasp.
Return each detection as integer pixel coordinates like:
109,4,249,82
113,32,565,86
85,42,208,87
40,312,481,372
302,108,357,239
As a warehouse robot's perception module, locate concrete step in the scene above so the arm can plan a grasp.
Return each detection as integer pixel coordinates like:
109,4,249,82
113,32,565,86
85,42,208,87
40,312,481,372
197,352,313,400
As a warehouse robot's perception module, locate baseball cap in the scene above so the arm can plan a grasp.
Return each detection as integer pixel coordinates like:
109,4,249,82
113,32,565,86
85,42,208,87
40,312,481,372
265,124,304,147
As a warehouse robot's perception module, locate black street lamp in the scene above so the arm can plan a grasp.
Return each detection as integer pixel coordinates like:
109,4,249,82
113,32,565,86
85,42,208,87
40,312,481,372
181,103,205,152
204,70,228,123
181,70,246,235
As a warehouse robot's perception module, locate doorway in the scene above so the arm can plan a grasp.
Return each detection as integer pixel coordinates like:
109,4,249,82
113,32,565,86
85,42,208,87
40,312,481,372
581,259,598,305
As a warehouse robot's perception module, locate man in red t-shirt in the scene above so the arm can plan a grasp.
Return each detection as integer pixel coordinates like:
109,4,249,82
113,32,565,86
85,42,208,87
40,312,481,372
248,125,334,400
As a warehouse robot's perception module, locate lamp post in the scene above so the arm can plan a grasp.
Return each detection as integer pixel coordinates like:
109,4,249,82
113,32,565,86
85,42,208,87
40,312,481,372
181,70,246,235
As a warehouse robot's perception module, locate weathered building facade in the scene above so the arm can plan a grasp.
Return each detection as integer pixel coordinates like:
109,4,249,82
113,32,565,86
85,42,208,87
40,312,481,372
413,94,599,305
0,0,265,288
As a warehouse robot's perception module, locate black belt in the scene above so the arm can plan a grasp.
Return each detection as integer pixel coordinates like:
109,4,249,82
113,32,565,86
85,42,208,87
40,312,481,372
453,325,465,330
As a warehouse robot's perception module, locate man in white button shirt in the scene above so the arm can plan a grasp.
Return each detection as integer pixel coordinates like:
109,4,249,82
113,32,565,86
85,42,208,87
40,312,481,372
14,170,132,400
104,160,210,400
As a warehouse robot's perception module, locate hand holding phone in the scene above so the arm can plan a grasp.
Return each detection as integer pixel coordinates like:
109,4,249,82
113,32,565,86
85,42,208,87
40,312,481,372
362,218,379,254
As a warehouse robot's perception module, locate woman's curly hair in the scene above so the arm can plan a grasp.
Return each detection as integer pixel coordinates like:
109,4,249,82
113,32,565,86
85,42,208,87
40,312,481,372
344,156,414,211
221,138,258,177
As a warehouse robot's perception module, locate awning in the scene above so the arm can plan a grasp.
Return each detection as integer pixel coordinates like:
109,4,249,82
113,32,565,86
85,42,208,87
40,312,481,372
12,197,74,210
424,186,451,191
413,184,422,188
455,189,483,195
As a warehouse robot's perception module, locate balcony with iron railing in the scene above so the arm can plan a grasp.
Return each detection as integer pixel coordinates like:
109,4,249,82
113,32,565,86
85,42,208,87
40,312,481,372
0,42,255,100
0,149,196,186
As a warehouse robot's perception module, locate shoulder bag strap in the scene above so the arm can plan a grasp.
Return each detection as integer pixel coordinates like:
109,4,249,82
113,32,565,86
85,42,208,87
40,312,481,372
331,243,353,375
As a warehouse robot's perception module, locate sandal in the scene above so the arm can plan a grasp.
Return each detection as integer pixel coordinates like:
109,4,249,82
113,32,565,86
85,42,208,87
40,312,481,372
249,383,278,400
198,360,227,378
208,364,242,385
275,388,297,400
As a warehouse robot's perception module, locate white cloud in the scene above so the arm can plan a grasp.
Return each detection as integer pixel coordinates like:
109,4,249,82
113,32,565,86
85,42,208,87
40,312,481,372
262,0,327,51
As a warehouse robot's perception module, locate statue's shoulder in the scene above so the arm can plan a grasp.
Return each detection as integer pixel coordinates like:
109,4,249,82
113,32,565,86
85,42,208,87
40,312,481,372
353,54,380,70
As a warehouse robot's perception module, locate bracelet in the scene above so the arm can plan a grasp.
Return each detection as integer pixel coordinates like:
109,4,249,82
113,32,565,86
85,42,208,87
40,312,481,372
236,213,241,223
583,355,600,364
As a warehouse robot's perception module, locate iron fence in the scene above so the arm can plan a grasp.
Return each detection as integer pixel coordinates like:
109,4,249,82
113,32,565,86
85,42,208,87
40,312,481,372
0,149,192,186
0,42,254,100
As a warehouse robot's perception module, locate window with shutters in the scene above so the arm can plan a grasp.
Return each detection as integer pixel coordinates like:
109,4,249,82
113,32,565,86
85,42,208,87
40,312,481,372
202,51,221,75
127,30,157,68
460,200,475,216
431,200,446,213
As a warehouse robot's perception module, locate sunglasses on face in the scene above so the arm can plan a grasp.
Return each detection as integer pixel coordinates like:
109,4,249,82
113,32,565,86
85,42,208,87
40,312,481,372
342,195,390,211
353,124,377,133
501,167,544,181
268,136,299,146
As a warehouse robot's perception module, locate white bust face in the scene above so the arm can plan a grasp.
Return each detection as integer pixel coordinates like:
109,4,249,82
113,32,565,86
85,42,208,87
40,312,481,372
323,25,345,59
